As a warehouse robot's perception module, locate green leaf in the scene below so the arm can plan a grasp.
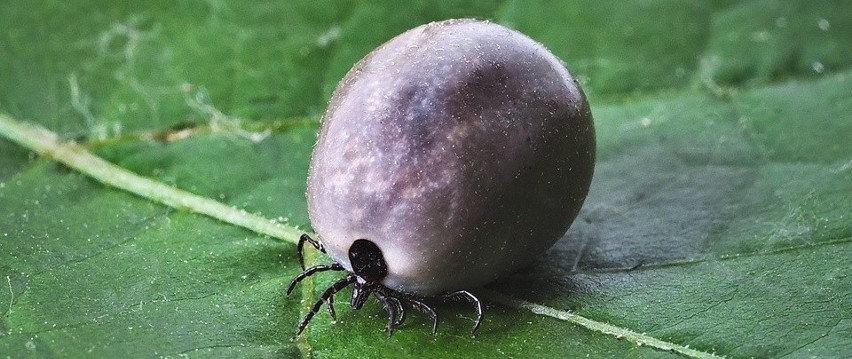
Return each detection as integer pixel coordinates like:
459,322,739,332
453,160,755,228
1,1,850,358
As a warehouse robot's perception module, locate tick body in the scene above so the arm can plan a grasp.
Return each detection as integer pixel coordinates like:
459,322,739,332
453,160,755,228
289,19,595,335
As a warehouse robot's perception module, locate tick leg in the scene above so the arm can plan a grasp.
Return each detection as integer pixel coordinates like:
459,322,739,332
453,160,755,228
442,290,483,335
405,297,438,335
287,263,344,295
326,293,337,321
297,233,325,270
295,274,356,336
374,292,399,336
388,296,405,326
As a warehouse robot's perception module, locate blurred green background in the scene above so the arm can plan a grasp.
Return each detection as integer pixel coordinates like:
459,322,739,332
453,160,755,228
1,1,850,357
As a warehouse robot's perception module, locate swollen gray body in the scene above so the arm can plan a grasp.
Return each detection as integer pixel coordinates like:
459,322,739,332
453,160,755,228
307,19,595,296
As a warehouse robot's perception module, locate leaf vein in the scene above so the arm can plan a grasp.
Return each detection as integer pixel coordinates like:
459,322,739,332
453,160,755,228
481,289,725,359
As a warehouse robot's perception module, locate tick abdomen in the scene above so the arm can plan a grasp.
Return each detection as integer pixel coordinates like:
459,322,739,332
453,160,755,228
308,19,594,296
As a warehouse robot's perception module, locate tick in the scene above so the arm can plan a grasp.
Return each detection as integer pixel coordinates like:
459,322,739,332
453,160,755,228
288,18,595,336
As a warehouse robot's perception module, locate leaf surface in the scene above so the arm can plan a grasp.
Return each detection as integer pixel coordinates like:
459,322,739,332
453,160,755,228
1,1,850,357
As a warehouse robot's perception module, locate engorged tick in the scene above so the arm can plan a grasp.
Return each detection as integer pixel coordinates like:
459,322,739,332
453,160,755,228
288,18,595,336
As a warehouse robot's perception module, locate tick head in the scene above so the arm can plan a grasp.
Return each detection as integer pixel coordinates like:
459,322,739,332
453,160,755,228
348,239,388,283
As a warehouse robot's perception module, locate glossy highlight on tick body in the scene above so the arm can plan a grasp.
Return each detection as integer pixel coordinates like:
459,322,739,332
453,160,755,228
288,18,596,336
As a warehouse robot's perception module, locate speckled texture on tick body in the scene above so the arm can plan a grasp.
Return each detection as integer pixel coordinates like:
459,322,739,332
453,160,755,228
308,19,595,295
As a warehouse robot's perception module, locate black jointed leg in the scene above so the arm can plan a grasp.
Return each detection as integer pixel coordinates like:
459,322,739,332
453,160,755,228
326,293,337,321
288,263,344,321
296,234,325,270
405,297,439,334
287,263,344,294
442,290,483,335
387,296,406,326
374,292,400,335
295,274,357,336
